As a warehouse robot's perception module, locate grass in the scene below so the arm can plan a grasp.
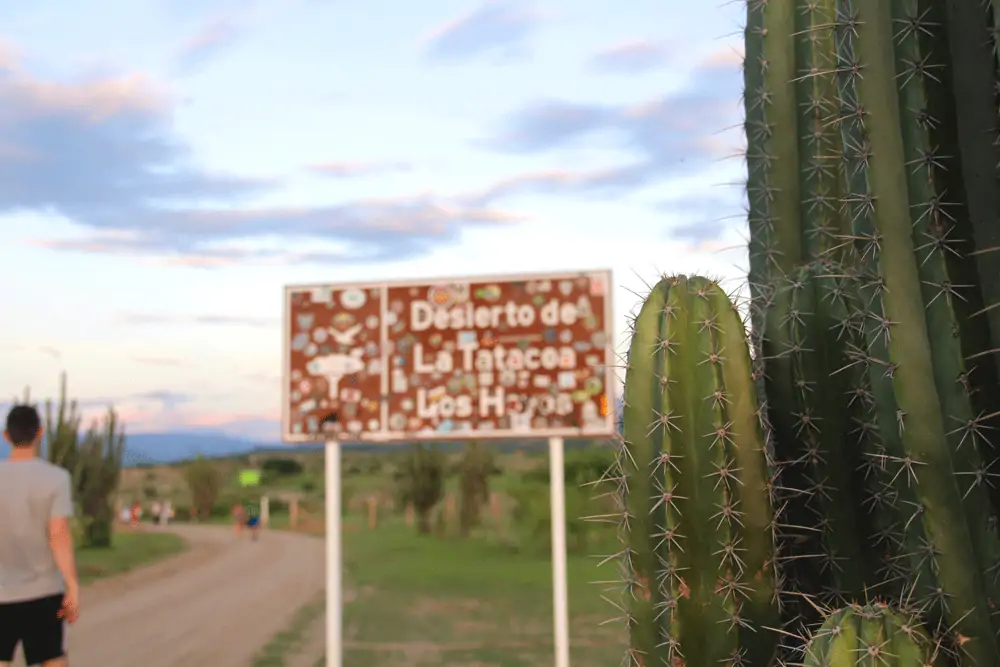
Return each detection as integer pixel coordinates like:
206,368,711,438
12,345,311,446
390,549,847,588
252,593,326,667
336,519,625,667
76,531,187,585
256,516,625,667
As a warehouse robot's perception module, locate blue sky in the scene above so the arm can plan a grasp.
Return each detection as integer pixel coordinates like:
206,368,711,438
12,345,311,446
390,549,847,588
1,0,748,441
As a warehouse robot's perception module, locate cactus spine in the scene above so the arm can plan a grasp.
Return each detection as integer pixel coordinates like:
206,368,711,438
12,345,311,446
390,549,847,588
618,275,778,667
833,0,1000,659
803,603,945,667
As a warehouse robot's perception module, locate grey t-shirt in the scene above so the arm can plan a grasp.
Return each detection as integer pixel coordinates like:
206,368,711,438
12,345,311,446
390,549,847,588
0,458,74,603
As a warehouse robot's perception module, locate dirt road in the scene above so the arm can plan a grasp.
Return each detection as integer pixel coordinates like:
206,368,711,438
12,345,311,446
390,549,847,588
17,524,325,667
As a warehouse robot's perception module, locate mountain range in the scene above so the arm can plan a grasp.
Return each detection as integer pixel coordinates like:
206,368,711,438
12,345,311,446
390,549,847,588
0,430,285,466
0,398,624,465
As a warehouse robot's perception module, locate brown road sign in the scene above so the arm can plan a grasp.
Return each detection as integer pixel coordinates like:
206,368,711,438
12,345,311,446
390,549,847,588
282,269,615,443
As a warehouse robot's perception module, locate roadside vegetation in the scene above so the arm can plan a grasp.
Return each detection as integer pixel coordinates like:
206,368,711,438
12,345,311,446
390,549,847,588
11,373,189,585
123,438,625,666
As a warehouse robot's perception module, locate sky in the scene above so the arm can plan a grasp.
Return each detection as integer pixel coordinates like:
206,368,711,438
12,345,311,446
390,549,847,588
1,0,749,442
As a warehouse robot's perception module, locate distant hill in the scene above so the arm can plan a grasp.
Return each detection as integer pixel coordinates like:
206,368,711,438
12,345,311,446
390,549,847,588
122,432,278,466
0,431,270,467
2,423,621,468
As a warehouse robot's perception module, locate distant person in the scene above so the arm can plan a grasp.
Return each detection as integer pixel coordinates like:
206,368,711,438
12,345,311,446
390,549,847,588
0,405,80,667
130,502,141,528
150,500,161,522
246,506,261,542
159,500,172,526
232,503,246,536
119,506,131,524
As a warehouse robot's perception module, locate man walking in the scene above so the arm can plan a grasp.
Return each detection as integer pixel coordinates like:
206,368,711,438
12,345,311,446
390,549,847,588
0,405,80,667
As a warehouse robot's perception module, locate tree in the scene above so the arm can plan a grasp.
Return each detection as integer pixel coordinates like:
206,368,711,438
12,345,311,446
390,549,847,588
394,443,445,534
457,441,495,537
184,456,222,520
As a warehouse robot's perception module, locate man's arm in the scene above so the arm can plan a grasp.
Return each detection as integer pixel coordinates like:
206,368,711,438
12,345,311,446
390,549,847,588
48,472,79,596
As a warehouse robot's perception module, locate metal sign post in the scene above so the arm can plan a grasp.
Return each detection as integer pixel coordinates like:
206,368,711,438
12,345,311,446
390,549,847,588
548,436,570,667
325,438,342,667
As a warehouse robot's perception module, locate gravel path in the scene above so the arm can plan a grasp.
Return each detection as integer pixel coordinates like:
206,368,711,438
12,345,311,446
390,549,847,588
15,524,325,667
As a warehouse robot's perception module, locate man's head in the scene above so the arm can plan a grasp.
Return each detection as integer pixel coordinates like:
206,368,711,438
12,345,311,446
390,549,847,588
4,404,43,448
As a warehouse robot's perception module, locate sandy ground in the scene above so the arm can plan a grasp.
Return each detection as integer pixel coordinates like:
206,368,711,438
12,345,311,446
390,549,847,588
14,524,325,667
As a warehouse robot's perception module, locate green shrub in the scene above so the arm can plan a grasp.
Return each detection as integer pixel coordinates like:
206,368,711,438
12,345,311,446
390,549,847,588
522,446,615,489
183,457,222,520
260,457,303,476
508,480,601,555
394,444,446,534
267,498,289,514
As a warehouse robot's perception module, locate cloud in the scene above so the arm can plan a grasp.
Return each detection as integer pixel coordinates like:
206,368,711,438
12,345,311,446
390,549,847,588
173,14,245,73
124,409,282,441
132,356,186,367
119,312,278,327
0,52,526,265
658,189,747,247
307,161,414,178
479,44,743,198
423,0,542,62
129,390,194,411
8,343,62,359
589,40,671,73
463,165,654,204
243,372,280,385
30,197,525,266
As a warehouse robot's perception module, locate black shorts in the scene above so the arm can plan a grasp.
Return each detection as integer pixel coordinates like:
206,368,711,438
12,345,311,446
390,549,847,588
0,594,66,664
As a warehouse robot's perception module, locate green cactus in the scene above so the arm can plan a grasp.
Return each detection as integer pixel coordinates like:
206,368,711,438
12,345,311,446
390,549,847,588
945,0,1000,389
760,260,895,610
617,275,778,667
833,0,1000,660
744,0,868,630
457,441,495,537
43,372,83,480
76,407,125,548
744,0,854,303
21,372,126,548
803,603,945,667
394,443,446,534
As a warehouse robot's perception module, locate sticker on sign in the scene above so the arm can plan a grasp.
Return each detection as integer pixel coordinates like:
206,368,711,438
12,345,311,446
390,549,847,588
282,269,615,442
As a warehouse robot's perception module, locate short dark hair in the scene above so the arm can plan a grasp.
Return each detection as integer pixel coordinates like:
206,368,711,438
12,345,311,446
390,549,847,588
6,405,42,446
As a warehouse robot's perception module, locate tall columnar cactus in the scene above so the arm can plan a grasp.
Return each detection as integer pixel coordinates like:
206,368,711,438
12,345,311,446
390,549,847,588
44,372,83,480
76,408,125,548
802,603,945,667
760,260,893,611
944,0,1000,384
832,0,1000,660
744,0,872,629
35,372,125,547
744,0,849,290
617,275,778,667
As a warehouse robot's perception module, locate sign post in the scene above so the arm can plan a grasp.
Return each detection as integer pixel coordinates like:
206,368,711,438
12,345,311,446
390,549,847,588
548,436,570,667
325,438,342,667
282,270,616,667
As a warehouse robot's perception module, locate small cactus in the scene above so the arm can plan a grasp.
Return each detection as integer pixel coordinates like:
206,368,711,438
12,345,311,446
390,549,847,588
803,603,945,667
616,275,778,667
